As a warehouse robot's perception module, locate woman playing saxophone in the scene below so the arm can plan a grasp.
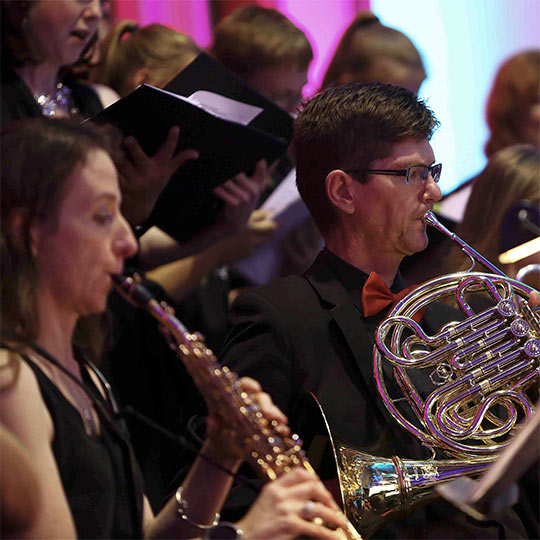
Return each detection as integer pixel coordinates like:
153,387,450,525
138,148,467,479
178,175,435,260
0,118,348,539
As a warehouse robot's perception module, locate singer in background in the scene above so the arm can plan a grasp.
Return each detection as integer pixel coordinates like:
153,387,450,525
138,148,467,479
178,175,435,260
0,118,348,539
445,145,540,280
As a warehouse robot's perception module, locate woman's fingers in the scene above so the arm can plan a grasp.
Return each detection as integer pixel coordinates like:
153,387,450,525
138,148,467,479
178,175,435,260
284,473,340,511
242,469,350,540
123,127,198,180
238,377,288,426
171,147,199,169
155,126,200,169
214,160,269,206
238,376,261,393
528,290,540,308
233,167,266,197
297,500,349,531
281,473,350,535
154,125,180,160
123,135,150,171
291,516,348,540
219,178,253,203
250,391,288,426
213,180,243,206
212,160,271,234
268,467,316,488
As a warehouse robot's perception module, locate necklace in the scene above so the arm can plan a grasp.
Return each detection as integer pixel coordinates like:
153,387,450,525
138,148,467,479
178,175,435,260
60,368,98,437
28,343,101,437
34,82,78,117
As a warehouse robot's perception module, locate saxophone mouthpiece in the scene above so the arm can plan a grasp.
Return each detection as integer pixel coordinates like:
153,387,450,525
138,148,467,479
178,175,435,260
111,274,126,286
112,273,155,307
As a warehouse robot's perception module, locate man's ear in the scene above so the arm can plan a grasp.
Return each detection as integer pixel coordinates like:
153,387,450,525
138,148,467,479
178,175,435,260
325,169,356,215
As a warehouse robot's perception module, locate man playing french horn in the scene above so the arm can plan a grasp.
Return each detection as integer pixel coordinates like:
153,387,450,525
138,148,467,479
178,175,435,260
220,82,539,538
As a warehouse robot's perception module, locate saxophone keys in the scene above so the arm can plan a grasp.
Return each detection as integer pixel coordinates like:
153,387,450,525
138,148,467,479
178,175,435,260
159,300,175,315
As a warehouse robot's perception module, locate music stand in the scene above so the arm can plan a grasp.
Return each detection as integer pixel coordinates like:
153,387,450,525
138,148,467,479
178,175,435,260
437,403,540,520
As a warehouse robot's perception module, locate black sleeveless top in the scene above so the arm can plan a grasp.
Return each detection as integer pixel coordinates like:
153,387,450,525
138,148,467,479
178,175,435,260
23,355,144,539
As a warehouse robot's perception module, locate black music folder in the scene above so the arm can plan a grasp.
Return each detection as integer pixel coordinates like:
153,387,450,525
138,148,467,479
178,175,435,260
90,52,294,241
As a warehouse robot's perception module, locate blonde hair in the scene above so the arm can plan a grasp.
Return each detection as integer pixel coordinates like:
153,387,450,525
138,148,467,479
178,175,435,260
211,5,313,80
95,21,200,96
446,145,540,272
322,12,426,91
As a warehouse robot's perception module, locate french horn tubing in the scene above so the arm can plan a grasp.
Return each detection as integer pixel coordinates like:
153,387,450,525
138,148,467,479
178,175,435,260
332,211,539,537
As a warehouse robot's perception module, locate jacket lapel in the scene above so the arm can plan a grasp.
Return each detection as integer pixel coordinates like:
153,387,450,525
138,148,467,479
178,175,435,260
304,253,390,425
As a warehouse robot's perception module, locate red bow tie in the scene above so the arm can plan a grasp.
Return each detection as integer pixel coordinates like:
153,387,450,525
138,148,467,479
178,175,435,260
361,272,425,322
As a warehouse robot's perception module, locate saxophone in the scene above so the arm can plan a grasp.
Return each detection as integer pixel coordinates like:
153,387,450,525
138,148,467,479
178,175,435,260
112,274,362,540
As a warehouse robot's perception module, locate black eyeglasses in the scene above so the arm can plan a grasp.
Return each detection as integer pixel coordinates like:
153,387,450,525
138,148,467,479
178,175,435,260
351,163,442,185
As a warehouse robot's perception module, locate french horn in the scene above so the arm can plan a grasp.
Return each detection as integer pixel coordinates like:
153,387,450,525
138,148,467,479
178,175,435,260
330,211,540,537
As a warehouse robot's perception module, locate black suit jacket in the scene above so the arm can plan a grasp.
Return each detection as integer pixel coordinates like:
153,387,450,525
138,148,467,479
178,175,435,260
222,249,450,453
221,249,527,539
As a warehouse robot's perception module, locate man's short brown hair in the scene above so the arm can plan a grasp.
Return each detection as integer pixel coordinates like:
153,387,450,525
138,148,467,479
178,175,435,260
293,82,439,234
211,5,313,80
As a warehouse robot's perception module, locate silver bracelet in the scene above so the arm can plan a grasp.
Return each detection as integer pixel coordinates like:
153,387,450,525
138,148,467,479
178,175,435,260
175,487,220,530
204,521,244,540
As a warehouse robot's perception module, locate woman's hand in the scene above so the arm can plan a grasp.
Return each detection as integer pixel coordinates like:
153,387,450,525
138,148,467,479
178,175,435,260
114,126,199,226
212,160,272,236
237,467,350,540
202,376,288,468
216,209,279,265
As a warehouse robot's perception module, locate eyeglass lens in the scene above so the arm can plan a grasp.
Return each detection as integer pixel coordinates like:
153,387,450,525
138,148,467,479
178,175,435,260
408,164,441,184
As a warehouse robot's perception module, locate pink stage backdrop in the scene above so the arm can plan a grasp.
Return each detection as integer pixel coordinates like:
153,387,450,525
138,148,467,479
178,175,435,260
112,0,213,48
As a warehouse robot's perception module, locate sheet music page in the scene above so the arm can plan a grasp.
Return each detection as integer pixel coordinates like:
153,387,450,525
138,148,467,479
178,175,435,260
188,91,263,125
147,86,263,125
260,168,299,217
470,408,539,502
437,403,540,516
